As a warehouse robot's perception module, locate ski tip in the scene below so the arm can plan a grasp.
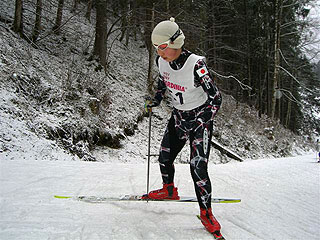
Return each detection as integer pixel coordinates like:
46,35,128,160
54,195,72,199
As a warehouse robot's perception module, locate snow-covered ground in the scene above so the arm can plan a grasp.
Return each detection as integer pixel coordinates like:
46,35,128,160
0,1,319,239
0,153,319,240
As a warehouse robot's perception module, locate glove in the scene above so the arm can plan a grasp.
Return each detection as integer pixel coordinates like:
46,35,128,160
144,98,160,113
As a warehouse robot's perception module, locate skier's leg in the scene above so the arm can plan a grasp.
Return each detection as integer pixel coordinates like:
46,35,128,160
189,120,213,209
144,115,186,199
159,115,186,184
190,120,222,234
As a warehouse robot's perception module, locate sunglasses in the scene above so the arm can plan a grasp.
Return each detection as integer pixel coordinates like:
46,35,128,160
153,28,182,51
153,40,171,51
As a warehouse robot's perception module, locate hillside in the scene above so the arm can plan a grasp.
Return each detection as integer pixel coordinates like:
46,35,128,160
0,1,316,164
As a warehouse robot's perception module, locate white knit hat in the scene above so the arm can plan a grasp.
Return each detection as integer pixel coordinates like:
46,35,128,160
151,17,185,49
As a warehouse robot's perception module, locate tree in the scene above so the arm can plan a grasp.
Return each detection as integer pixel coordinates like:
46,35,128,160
31,0,42,42
93,0,108,70
85,0,93,22
72,0,80,13
13,0,23,35
118,0,130,45
53,0,65,34
271,0,283,119
146,2,155,94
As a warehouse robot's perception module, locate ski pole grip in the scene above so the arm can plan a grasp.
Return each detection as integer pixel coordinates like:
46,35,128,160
144,100,153,113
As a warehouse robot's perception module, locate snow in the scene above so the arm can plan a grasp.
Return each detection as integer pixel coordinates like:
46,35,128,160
0,1,319,239
0,154,319,240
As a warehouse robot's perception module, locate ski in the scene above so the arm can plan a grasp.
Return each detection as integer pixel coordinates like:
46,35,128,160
54,194,241,204
197,215,226,240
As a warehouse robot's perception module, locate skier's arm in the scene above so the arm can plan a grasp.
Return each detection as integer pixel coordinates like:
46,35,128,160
194,59,222,109
146,56,167,109
153,74,167,105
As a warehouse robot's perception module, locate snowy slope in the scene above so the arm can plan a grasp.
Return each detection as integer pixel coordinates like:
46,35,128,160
0,154,319,240
0,0,316,165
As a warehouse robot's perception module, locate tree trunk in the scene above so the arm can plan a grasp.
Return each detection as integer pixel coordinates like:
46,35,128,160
271,0,283,119
32,0,42,42
85,0,93,22
166,0,169,14
243,0,251,102
125,1,131,46
119,0,129,44
93,0,107,70
72,0,79,13
13,0,23,35
147,3,155,95
53,0,64,34
131,0,138,41
207,0,217,70
285,78,294,128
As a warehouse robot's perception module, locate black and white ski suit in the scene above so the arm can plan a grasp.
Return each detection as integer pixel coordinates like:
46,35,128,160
153,49,222,210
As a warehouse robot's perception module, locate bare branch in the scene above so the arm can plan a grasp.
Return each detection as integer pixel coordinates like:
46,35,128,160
210,69,252,91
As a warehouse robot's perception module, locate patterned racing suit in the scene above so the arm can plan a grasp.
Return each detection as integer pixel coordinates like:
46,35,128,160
154,49,222,210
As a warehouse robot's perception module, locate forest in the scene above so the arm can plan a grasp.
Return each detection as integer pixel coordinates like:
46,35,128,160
8,0,320,136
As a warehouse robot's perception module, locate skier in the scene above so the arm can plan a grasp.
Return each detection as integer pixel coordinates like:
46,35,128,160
144,17,223,238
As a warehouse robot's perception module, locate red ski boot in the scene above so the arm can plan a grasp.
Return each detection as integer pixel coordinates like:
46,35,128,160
200,208,224,239
142,183,180,200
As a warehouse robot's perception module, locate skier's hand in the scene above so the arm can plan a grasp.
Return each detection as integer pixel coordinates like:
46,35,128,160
201,99,220,121
206,97,221,111
144,98,160,113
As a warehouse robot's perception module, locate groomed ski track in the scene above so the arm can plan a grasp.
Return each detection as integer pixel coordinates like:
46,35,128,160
0,154,319,240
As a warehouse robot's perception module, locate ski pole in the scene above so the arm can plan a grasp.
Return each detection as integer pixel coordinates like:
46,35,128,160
146,107,152,199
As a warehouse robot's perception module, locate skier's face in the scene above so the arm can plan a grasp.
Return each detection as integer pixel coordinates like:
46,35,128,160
157,47,181,62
